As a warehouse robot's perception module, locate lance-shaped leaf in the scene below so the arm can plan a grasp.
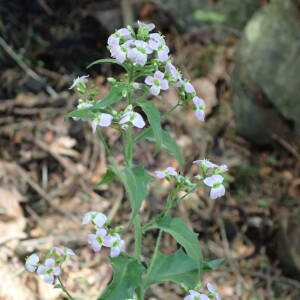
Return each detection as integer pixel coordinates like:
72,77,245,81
98,167,116,185
110,165,153,219
87,58,129,73
67,107,95,119
146,216,203,280
135,128,183,168
145,249,199,288
97,254,145,300
92,86,123,109
202,258,225,271
138,101,162,150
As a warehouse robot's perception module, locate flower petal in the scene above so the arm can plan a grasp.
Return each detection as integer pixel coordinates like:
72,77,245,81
45,258,55,268
145,76,154,85
93,213,107,227
150,85,160,96
210,185,225,200
132,113,145,128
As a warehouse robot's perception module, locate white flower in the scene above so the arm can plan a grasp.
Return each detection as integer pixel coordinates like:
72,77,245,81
207,283,221,300
184,290,210,300
25,253,39,272
155,167,178,179
203,174,225,200
148,33,169,62
145,71,169,96
193,159,218,169
110,45,127,63
105,233,125,258
69,75,89,89
184,82,195,94
92,113,114,132
127,40,152,66
53,247,76,257
82,211,107,227
137,20,155,31
36,258,61,284
87,228,111,252
193,96,205,121
119,105,145,128
217,165,228,173
166,62,182,81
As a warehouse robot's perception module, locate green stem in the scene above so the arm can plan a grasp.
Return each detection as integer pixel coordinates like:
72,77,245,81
133,215,142,259
147,229,162,275
161,103,181,120
58,277,75,300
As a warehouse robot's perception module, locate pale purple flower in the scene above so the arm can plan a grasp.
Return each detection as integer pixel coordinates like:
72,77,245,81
148,33,169,61
25,253,39,272
87,228,111,252
107,35,120,47
110,45,127,63
137,20,155,31
193,159,218,169
193,96,206,121
207,283,221,300
92,113,114,132
217,165,228,173
203,174,225,200
184,82,195,94
69,75,89,89
155,167,178,179
105,233,125,258
145,71,169,96
36,258,61,284
166,62,182,81
127,40,152,66
127,47,147,66
117,28,132,39
119,105,145,129
107,28,132,47
82,211,107,227
184,290,210,300
53,247,76,257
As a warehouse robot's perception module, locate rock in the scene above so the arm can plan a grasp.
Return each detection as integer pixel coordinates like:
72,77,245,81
275,215,300,279
232,0,300,145
161,0,261,30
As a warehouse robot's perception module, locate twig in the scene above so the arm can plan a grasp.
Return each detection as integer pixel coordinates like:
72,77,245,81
272,133,300,161
121,0,134,26
0,36,58,98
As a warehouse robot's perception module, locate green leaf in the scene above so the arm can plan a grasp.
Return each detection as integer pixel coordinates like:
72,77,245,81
98,167,116,185
67,107,95,119
145,249,199,288
203,258,225,271
97,254,145,300
92,87,123,109
135,128,183,168
138,101,162,150
53,284,63,289
194,10,226,23
147,216,203,279
110,165,153,219
87,58,129,72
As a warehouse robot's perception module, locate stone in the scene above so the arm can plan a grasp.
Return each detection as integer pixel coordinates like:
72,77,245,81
232,0,300,144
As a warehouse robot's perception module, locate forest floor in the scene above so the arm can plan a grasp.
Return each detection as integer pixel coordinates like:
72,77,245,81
1,1,300,299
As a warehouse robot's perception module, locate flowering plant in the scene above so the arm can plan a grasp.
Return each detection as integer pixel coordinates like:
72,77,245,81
25,21,227,300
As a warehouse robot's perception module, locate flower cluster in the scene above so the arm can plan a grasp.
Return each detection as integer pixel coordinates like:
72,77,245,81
106,21,206,117
193,159,228,200
83,211,125,258
155,160,228,200
184,283,221,300
25,247,76,284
